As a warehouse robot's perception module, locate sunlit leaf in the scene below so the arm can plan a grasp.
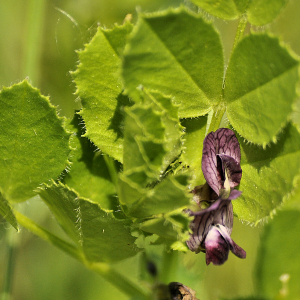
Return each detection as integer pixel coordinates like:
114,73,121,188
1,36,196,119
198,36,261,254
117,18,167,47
0,80,70,202
122,7,224,118
256,210,300,299
188,0,248,20
225,34,299,145
39,182,139,263
247,0,289,26
73,22,133,162
233,123,300,224
0,192,18,230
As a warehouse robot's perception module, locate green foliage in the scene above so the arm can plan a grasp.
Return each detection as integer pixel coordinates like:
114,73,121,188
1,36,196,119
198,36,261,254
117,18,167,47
39,182,140,263
190,0,289,25
73,22,133,162
256,210,300,299
0,80,70,203
122,7,224,118
234,123,300,223
1,1,300,300
63,114,119,212
247,0,289,26
225,34,299,145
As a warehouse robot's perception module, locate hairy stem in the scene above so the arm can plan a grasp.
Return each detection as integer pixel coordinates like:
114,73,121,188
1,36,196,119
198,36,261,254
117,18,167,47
206,104,226,134
232,15,248,51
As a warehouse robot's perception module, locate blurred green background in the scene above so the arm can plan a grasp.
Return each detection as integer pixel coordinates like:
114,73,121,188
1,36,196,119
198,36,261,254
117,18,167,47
1,0,300,299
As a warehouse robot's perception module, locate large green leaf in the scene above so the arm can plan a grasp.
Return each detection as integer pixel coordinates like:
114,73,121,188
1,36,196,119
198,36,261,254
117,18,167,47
39,182,139,263
247,0,289,26
0,80,70,202
256,210,300,299
63,114,118,212
0,192,18,230
225,34,299,145
73,22,133,162
122,7,224,118
233,123,300,224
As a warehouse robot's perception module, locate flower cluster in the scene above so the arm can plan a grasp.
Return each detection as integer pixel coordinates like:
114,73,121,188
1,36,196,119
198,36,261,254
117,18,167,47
186,128,246,265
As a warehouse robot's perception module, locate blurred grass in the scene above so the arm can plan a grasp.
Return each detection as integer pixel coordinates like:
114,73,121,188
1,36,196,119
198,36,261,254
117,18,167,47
0,0,300,299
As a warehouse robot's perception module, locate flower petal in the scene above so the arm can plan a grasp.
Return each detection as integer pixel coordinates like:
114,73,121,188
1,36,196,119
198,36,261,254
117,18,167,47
202,132,221,195
202,128,241,195
215,128,241,164
216,224,246,259
205,226,229,265
218,154,242,188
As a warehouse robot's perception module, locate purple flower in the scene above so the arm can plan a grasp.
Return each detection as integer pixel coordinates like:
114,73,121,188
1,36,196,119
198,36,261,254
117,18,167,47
186,128,246,265
202,128,242,198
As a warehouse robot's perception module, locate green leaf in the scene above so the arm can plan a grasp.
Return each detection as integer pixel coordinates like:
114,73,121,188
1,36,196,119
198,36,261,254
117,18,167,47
0,80,70,202
62,114,118,212
122,7,224,118
256,210,300,299
247,0,289,26
120,175,190,218
225,34,299,145
123,90,182,182
140,210,191,242
0,192,18,230
39,182,139,263
73,22,133,162
233,123,300,224
188,0,248,20
119,90,190,218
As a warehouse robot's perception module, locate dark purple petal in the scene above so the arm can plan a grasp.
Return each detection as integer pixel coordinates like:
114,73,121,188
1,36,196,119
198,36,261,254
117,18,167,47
202,128,242,195
214,128,241,164
205,226,229,265
230,239,247,259
186,208,214,253
202,132,221,195
216,224,246,260
186,199,236,253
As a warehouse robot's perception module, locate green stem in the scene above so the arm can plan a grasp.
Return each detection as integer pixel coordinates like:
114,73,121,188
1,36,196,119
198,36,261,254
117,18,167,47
232,15,248,51
14,211,82,262
15,211,150,299
159,250,178,284
103,154,119,188
0,226,18,300
22,0,47,85
89,262,150,299
206,104,226,134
